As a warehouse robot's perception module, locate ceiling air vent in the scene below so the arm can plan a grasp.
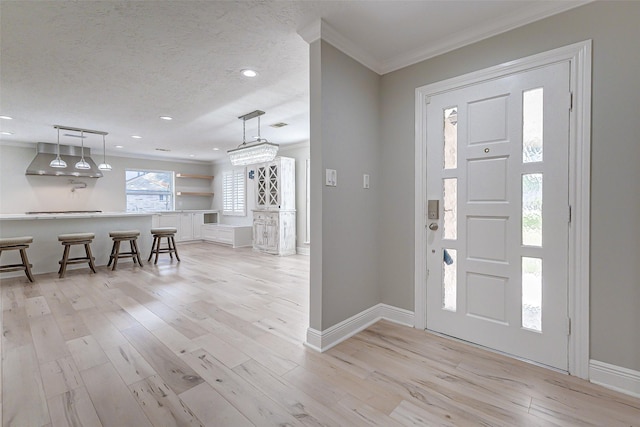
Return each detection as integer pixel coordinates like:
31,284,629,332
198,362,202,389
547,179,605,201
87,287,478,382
270,122,288,128
155,148,171,152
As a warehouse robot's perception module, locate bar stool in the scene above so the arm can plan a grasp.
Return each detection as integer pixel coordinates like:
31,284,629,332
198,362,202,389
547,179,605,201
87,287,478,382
148,227,180,264
108,230,143,270
57,233,97,278
0,236,35,282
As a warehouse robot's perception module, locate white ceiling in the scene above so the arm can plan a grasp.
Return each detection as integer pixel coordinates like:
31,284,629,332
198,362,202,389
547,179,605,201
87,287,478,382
0,0,587,163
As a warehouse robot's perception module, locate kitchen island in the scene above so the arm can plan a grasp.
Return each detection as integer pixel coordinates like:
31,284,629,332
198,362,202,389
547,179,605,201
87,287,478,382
0,212,154,276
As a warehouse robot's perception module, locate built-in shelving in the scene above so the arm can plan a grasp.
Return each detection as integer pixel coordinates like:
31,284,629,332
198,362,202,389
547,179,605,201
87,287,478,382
176,173,214,197
176,191,214,197
176,173,213,180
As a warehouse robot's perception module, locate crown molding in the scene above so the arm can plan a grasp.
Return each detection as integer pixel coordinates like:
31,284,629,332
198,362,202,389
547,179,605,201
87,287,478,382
298,2,592,76
380,1,592,73
298,19,384,74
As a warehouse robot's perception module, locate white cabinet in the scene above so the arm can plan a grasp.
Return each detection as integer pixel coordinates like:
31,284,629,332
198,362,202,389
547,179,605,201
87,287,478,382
255,157,295,210
253,157,296,256
253,210,296,255
202,224,252,248
192,212,204,240
177,212,205,241
178,213,194,241
152,211,210,242
154,213,179,228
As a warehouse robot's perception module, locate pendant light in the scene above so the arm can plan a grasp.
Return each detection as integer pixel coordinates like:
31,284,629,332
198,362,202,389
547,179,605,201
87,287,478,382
97,134,112,171
227,110,279,166
74,130,91,170
49,127,67,168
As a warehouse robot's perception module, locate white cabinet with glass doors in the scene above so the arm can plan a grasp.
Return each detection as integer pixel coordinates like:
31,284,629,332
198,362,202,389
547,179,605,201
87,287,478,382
252,157,296,255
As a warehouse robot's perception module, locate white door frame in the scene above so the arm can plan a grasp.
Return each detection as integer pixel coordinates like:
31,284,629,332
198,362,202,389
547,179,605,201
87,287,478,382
414,40,592,378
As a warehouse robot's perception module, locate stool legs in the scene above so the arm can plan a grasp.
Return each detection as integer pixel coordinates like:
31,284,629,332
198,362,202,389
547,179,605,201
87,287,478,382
148,235,180,265
131,239,143,266
58,240,96,278
109,237,142,270
171,236,180,262
85,243,97,274
0,244,35,283
19,248,34,282
58,244,71,278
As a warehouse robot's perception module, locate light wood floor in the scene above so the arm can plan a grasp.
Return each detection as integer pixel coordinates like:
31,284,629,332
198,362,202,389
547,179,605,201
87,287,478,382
1,242,639,426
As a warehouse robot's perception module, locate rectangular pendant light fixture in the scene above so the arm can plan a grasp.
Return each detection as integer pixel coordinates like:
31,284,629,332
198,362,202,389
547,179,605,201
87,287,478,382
227,110,279,166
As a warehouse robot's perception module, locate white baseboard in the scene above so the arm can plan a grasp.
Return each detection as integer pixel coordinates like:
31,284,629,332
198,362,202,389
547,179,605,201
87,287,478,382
589,359,640,398
296,246,310,256
305,303,414,352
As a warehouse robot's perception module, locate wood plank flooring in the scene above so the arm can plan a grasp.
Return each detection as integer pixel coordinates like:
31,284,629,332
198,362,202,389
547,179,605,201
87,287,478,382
1,242,639,426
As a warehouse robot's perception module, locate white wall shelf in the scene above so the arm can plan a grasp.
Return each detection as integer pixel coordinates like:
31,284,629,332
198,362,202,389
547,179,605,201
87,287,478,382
176,191,214,197
176,173,214,180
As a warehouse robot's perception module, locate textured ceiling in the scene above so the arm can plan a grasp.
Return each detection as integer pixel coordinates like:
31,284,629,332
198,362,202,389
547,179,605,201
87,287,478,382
0,0,587,163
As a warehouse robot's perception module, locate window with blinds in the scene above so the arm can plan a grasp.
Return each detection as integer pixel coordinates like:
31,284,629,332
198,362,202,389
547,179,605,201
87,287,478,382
222,168,246,216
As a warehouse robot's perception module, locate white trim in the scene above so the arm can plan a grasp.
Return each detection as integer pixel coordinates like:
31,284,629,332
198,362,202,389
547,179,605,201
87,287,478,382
414,40,591,378
298,3,592,75
299,19,380,74
304,304,414,352
297,19,321,44
296,246,310,256
589,360,640,399
380,2,592,74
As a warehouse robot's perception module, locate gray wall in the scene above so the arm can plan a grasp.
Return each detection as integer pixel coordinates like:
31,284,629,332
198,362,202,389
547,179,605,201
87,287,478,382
378,1,640,371
310,40,382,330
210,143,310,252
0,143,213,214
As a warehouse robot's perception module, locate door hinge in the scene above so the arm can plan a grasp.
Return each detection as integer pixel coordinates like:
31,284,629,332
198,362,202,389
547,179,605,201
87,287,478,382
569,92,573,112
566,317,572,335
568,205,572,223
425,96,431,105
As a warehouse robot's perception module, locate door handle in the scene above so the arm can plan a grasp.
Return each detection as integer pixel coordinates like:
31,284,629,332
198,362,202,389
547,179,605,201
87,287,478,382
429,223,439,231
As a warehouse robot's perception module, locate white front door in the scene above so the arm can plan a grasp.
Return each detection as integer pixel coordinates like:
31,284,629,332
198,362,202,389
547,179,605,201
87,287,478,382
425,61,571,370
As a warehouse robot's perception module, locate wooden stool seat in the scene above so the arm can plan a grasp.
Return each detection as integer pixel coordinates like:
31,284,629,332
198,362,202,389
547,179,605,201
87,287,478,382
108,230,143,270
57,232,96,278
0,236,35,282
148,227,180,264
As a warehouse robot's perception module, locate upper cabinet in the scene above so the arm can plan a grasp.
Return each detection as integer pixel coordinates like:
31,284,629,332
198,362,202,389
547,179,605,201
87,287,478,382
255,157,295,210
175,173,214,197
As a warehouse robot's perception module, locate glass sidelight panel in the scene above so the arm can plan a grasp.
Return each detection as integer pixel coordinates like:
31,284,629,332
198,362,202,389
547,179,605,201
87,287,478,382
443,178,457,240
522,173,543,247
443,107,458,169
522,257,542,331
523,88,543,163
443,249,457,311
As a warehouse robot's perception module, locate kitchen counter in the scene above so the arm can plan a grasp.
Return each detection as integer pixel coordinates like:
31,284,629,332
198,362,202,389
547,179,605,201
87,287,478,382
0,212,154,276
0,211,153,220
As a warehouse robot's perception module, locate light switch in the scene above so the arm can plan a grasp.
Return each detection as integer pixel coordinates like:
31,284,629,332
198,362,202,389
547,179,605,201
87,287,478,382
363,174,370,189
325,169,337,187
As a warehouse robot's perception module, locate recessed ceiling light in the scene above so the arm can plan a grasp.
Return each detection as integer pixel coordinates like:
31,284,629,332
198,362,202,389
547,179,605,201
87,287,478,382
189,154,195,157
160,116,173,121
131,135,142,139
115,145,124,148
241,69,258,77
0,131,14,135
270,122,288,128
212,147,220,151
0,116,13,120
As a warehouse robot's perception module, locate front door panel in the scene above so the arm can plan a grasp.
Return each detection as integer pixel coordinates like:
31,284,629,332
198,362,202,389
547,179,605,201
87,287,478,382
426,61,570,370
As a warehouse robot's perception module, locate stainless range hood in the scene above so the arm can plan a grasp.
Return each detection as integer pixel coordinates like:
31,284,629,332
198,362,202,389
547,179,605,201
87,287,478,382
26,142,104,178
